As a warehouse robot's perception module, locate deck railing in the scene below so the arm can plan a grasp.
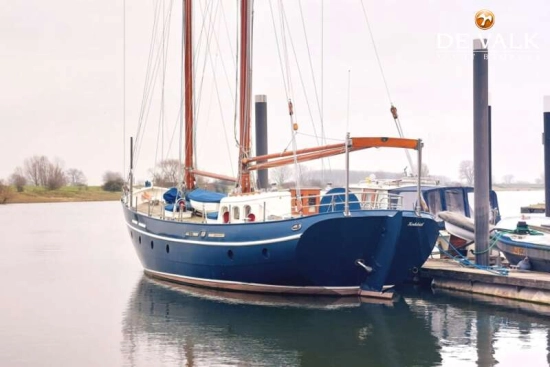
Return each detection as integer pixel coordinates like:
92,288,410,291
130,186,408,223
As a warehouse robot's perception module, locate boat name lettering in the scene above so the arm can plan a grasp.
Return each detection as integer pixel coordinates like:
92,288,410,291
291,223,302,231
408,222,424,227
511,246,526,256
207,233,225,238
185,232,200,237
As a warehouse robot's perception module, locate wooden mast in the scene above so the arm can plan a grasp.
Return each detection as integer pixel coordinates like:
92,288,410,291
238,0,252,193
184,0,195,190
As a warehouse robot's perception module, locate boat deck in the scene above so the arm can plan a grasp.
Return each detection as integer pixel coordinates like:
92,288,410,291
421,258,550,304
136,202,206,223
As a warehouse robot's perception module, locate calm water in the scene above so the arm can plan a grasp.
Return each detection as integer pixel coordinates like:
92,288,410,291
1,192,550,367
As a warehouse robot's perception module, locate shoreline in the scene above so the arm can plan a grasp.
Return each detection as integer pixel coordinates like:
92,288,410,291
5,197,121,204
492,186,544,192
1,186,121,204
2,186,544,205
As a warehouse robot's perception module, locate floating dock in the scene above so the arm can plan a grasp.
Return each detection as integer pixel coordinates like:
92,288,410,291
420,258,550,305
520,203,545,214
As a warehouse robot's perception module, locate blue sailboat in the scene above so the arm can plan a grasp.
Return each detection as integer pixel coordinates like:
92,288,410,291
121,0,439,297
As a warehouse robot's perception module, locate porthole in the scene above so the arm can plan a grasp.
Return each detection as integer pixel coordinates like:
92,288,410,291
166,244,170,253
139,236,141,244
227,250,234,260
262,248,269,259
150,240,154,249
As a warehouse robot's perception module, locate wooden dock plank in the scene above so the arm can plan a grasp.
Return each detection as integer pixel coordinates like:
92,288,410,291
421,259,550,304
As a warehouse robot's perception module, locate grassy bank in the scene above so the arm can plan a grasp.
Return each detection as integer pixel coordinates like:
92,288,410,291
492,184,544,191
4,186,121,204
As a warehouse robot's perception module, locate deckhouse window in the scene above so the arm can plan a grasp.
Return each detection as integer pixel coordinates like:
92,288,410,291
427,190,443,217
244,205,251,216
233,206,240,220
445,189,465,215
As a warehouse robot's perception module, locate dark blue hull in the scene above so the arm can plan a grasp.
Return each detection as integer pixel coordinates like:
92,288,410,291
387,217,440,284
123,203,439,294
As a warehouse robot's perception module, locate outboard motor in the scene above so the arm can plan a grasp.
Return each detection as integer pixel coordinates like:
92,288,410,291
514,221,530,235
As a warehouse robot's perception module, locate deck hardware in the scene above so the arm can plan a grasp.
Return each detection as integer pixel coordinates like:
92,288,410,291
355,259,373,273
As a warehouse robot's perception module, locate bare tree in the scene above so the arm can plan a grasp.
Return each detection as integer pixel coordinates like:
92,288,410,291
9,167,27,192
299,165,323,187
44,159,67,190
150,159,181,187
459,160,474,185
272,166,291,186
502,174,515,184
195,175,207,188
24,155,49,186
211,179,232,193
103,171,124,192
22,156,67,190
66,168,87,186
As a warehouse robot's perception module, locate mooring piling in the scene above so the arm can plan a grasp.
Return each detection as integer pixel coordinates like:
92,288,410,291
473,39,490,266
255,95,268,190
488,93,492,190
544,96,550,216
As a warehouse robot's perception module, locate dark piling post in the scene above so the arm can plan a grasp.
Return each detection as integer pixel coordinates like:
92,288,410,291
544,96,550,216
487,93,493,190
473,39,490,266
255,95,268,190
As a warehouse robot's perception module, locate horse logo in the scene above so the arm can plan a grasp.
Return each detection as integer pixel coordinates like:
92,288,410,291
475,9,495,30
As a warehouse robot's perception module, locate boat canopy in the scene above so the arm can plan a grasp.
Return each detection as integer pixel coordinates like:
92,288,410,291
388,186,501,224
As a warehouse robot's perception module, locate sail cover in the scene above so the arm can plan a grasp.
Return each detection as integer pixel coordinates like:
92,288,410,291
187,188,226,203
163,187,181,204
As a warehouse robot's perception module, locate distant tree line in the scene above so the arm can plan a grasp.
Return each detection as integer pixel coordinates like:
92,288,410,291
269,163,438,188
6,155,87,191
0,155,89,203
458,160,542,186
0,155,131,204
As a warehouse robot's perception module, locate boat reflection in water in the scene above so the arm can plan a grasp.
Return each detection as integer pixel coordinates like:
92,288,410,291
122,276,441,367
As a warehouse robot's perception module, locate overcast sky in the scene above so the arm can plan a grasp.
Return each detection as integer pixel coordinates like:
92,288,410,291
1,0,549,185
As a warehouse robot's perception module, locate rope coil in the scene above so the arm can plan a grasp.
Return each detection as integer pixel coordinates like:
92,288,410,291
435,234,509,276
